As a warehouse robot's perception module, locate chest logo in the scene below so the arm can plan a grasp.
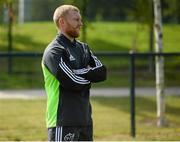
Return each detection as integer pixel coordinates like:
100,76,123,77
69,54,76,61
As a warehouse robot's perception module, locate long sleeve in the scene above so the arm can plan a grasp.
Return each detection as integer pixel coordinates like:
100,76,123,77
73,49,107,83
43,47,91,91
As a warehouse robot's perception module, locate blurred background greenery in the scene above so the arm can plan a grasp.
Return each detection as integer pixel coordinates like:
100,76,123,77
0,0,180,89
0,22,180,89
0,0,180,141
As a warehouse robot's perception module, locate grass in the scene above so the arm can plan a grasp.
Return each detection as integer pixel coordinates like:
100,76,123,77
1,22,180,52
0,22,180,89
0,96,180,141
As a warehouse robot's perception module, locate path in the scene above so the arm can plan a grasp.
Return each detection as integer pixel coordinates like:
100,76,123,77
0,87,179,99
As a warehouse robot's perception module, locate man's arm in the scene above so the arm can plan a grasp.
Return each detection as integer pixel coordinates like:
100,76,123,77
43,47,91,91
73,48,107,83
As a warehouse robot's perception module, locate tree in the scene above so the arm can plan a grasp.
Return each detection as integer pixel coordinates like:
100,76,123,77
0,0,5,5
29,0,62,21
18,0,24,24
153,0,166,127
1,0,14,73
162,0,180,23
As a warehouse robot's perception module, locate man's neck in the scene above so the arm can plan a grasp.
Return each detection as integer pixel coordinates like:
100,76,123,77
61,32,74,42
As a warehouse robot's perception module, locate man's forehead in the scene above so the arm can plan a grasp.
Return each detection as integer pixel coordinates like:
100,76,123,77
67,10,81,17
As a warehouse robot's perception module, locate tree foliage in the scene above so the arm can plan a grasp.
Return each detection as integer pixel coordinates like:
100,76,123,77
1,0,180,23
162,0,180,23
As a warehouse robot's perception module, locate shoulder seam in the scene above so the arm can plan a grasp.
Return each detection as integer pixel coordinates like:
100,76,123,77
55,41,65,50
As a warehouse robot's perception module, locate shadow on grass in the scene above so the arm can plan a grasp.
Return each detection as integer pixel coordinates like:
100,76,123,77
2,33,130,52
12,34,46,51
88,38,130,52
0,71,44,89
92,96,180,118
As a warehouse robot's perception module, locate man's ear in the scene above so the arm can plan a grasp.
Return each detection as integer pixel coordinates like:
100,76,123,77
59,18,64,27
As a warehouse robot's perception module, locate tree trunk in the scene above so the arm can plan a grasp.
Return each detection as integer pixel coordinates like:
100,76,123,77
153,0,166,127
18,0,25,24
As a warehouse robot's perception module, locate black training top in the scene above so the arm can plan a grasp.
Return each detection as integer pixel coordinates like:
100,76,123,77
42,33,107,128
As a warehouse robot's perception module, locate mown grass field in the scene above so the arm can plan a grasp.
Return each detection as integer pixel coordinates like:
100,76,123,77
1,22,180,52
0,96,180,141
0,22,180,89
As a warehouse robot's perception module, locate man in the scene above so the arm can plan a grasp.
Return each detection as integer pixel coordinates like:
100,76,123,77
42,5,107,141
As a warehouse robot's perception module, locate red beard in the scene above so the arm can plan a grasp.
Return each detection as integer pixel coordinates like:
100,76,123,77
65,20,81,38
66,29,80,38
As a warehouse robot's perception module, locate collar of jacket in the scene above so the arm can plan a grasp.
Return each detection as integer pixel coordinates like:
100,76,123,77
56,33,76,48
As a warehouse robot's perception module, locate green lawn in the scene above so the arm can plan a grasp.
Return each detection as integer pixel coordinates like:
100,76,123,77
0,96,180,141
0,22,180,89
1,22,180,52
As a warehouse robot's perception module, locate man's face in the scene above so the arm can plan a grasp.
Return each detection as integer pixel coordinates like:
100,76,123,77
63,10,82,38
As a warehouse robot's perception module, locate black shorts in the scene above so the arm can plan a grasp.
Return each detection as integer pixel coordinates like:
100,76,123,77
48,125,93,141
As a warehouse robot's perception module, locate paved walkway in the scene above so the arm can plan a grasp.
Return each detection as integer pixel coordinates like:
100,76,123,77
0,87,179,99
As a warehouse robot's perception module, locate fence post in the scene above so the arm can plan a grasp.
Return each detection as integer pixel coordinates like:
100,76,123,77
129,52,136,137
